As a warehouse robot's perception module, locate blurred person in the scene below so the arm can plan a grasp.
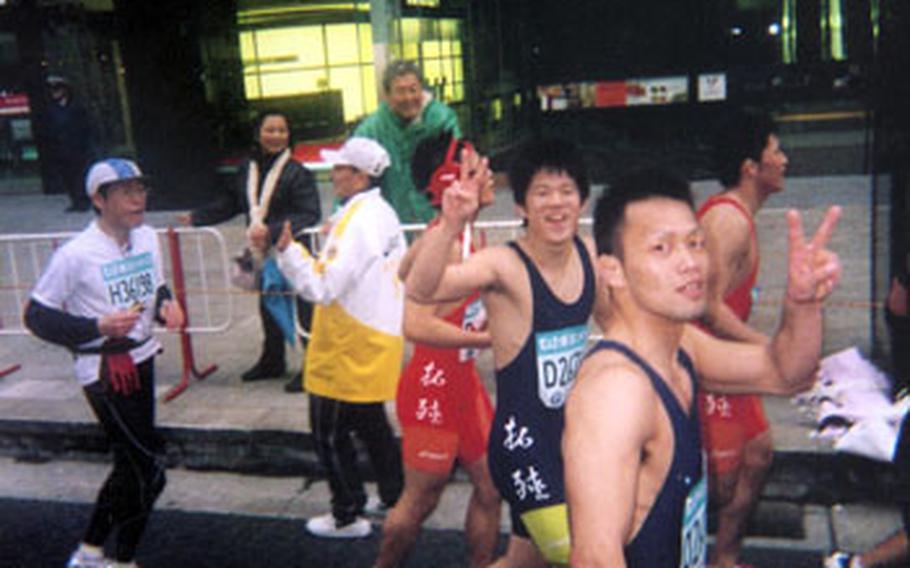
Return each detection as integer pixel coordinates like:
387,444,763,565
405,138,597,567
24,158,184,568
826,248,910,568
373,131,501,568
697,109,787,568
354,59,460,225
565,167,841,567
825,411,910,568
884,251,910,397
43,75,96,212
179,110,321,387
275,137,405,538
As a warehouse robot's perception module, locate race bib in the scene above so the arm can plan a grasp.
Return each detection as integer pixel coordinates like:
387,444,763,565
535,325,588,409
101,252,156,310
459,298,487,362
679,475,707,568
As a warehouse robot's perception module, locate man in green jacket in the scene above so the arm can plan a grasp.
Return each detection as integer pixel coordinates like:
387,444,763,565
354,60,461,224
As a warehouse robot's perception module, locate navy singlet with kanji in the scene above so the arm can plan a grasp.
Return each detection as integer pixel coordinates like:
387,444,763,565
487,236,594,547
586,340,707,568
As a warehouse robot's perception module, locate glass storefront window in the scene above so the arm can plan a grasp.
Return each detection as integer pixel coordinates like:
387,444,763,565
240,21,376,123
396,17,464,104
326,24,359,65
238,7,464,129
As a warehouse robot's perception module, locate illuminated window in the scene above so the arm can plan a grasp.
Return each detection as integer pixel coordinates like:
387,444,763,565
393,18,465,104
406,0,440,7
820,0,846,61
491,99,503,122
870,0,880,44
240,22,375,123
781,0,797,63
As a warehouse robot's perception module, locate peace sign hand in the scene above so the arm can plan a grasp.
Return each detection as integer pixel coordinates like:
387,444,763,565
785,206,843,304
440,146,488,229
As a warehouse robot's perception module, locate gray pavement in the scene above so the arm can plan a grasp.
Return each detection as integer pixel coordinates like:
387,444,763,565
0,172,904,561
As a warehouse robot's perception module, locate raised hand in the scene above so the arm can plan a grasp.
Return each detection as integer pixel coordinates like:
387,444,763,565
460,145,492,207
276,220,293,252
98,308,141,338
247,221,270,252
159,299,185,331
439,147,487,229
786,206,842,304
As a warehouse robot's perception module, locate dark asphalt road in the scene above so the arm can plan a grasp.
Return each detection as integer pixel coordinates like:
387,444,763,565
0,497,827,568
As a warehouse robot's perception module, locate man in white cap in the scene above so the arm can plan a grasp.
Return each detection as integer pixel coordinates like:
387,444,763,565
24,158,184,568
275,137,406,538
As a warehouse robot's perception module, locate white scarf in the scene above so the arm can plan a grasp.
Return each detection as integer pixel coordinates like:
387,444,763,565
246,147,291,226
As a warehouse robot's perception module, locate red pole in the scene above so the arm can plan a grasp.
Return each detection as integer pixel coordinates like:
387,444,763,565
163,227,217,402
0,316,21,378
0,364,20,379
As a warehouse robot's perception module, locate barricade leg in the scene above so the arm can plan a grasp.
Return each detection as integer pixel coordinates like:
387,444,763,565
0,317,21,378
163,227,217,402
0,364,21,379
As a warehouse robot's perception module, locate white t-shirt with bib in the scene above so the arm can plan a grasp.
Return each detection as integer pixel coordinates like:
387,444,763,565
31,221,164,386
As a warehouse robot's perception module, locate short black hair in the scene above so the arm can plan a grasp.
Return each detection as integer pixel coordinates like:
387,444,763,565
714,108,778,189
382,60,424,93
253,109,294,145
593,166,694,259
507,138,589,206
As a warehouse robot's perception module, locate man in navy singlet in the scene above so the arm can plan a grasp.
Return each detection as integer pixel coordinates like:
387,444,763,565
406,138,598,567
564,167,843,567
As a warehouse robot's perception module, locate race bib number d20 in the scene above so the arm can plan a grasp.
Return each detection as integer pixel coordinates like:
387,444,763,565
679,476,707,568
534,325,588,409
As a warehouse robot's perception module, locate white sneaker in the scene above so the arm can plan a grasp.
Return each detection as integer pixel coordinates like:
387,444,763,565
66,547,111,568
306,513,371,538
364,495,390,517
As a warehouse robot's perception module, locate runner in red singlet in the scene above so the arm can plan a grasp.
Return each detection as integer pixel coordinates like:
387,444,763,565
374,131,501,568
698,110,788,568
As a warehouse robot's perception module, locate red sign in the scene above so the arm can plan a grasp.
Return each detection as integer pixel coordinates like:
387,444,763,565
0,93,29,116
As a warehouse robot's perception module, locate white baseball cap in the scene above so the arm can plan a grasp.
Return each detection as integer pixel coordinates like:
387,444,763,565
320,137,390,178
85,158,147,197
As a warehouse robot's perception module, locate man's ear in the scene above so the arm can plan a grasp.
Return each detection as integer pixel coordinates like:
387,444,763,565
597,253,625,288
514,203,526,220
740,158,758,181
90,191,105,211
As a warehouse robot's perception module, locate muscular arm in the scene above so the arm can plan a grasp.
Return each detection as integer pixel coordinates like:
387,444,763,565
699,205,767,344
405,145,496,303
687,207,842,395
403,300,491,349
565,357,653,567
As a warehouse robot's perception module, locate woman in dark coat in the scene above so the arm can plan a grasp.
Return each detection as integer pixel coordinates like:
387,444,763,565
180,110,321,386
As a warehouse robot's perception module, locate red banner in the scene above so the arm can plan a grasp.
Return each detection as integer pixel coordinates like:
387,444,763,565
0,93,29,116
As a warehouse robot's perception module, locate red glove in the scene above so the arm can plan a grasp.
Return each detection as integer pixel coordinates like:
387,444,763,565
102,351,140,396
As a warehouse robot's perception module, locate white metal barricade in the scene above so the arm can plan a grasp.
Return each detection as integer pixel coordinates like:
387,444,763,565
292,217,595,339
0,226,232,336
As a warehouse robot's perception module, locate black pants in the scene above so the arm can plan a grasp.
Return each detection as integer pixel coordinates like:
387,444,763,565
259,294,313,370
886,307,910,396
309,393,403,525
896,412,910,534
82,358,167,562
47,152,90,209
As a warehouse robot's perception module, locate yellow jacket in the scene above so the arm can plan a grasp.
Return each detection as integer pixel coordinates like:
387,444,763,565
277,188,405,402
